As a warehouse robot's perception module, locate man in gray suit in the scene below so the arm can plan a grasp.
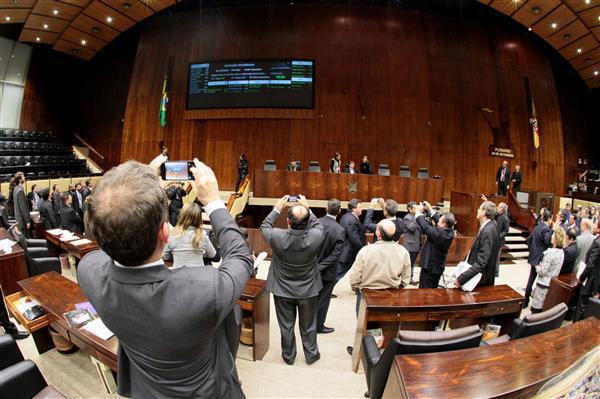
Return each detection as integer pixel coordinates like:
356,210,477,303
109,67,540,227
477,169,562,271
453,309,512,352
12,172,31,238
261,195,324,365
403,201,421,284
78,157,253,398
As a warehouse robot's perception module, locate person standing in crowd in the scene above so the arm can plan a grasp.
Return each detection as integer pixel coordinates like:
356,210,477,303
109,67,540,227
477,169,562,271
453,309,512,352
7,176,16,217
329,152,341,173
0,190,8,229
455,201,500,288
261,195,323,366
564,213,579,235
316,199,346,334
575,218,600,320
337,199,366,281
496,202,510,277
26,184,40,211
403,202,421,285
71,182,84,218
530,227,566,313
1,284,29,340
511,164,522,192
38,188,59,229
496,160,510,196
59,192,84,234
363,198,405,243
524,209,553,308
82,180,93,202
166,182,187,226
576,218,595,267
560,228,579,274
415,201,456,288
79,157,252,398
162,203,217,269
234,153,249,193
13,172,31,238
51,184,61,216
344,160,356,174
359,155,372,174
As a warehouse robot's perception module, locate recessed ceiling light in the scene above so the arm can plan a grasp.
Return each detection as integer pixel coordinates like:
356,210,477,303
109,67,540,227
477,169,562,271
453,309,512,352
106,16,113,23
563,33,571,40
528,27,532,31
36,37,40,42
531,6,541,14
52,9,58,15
585,0,591,4
92,27,100,33
5,16,10,21
595,71,599,76
81,39,87,45
551,22,557,29
43,24,48,29
122,2,131,9
577,48,582,54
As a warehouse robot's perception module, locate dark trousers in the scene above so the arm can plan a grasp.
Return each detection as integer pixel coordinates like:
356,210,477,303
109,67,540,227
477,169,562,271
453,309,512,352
409,251,419,280
419,269,442,288
234,172,247,193
497,183,508,196
0,285,18,334
274,295,319,363
524,265,537,306
336,261,353,282
317,279,335,329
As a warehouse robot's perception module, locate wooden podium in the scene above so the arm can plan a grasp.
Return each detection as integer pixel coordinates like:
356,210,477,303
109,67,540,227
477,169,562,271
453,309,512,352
450,191,506,236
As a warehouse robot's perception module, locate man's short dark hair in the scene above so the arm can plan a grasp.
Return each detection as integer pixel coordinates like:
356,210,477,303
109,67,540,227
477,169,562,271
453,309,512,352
542,209,552,222
86,161,168,266
384,199,398,217
327,199,341,216
40,188,50,201
480,201,497,220
566,228,578,241
60,191,71,205
85,180,91,186
407,201,416,211
348,198,361,211
441,212,456,229
287,204,309,230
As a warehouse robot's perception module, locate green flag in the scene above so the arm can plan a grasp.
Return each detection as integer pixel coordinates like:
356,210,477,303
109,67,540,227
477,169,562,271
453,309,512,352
159,75,168,127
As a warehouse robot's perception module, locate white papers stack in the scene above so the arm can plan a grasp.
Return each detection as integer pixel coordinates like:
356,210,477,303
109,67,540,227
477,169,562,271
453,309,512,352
60,235,78,242
71,239,92,246
15,297,40,314
82,318,114,340
0,239,15,253
47,229,65,235
451,261,482,292
253,251,268,268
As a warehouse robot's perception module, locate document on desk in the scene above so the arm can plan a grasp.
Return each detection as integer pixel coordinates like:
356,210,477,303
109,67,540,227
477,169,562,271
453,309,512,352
0,239,15,253
47,229,65,235
59,235,79,242
451,261,481,292
82,318,114,340
71,239,92,246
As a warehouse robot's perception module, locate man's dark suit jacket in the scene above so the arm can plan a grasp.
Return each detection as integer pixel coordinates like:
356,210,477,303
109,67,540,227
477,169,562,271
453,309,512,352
360,162,372,174
317,215,346,282
339,211,366,265
167,186,186,211
457,220,500,287
527,223,553,266
59,204,83,233
78,208,252,398
71,190,84,216
39,199,59,229
579,236,600,297
496,166,510,186
496,212,510,248
560,243,578,274
416,213,454,275
511,171,522,191
13,185,30,231
363,209,405,243
261,209,324,299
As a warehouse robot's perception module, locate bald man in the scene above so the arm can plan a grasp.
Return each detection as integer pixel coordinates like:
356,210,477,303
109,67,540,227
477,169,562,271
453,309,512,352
349,219,411,315
261,195,324,366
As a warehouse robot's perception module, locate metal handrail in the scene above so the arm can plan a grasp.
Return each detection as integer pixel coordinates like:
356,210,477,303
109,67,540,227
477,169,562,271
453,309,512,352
74,133,105,160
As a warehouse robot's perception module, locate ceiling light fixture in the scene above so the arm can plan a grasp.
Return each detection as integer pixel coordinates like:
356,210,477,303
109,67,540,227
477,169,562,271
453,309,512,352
36,37,40,42
577,48,582,54
528,27,532,31
551,22,557,29
595,71,599,76
563,33,571,40
81,39,87,45
5,16,10,21
531,6,541,14
53,9,58,15
106,16,113,23
92,27,100,33
123,2,131,9
585,0,591,4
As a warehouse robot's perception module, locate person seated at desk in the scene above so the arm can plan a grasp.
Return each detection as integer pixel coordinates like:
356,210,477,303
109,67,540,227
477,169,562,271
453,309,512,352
359,155,372,174
59,191,83,234
344,160,356,174
162,203,216,268
531,227,566,313
329,152,341,173
38,187,59,229
287,160,301,171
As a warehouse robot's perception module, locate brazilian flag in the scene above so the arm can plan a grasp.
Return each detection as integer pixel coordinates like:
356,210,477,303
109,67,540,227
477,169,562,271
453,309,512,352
159,75,168,127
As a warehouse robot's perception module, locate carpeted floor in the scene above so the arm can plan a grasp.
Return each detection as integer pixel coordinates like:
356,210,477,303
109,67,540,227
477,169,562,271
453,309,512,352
8,259,532,398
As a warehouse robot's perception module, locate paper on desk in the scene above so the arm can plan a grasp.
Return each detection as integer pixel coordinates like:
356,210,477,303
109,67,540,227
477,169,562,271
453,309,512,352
71,239,92,246
82,318,114,340
16,298,40,314
47,229,64,235
0,239,15,253
59,235,78,242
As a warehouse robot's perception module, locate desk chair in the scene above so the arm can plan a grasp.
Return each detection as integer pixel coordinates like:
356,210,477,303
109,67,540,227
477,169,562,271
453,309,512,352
486,302,568,345
8,225,61,277
399,165,411,177
0,335,67,399
308,161,320,172
377,164,390,176
263,160,276,171
417,167,429,179
584,297,600,319
362,325,483,399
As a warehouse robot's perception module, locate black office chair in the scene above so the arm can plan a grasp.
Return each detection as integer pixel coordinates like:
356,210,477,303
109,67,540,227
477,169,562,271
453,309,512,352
308,161,320,172
399,165,411,177
377,164,390,176
264,160,276,171
362,325,483,399
584,297,600,319
486,303,568,345
417,167,429,179
0,335,67,399
8,225,61,277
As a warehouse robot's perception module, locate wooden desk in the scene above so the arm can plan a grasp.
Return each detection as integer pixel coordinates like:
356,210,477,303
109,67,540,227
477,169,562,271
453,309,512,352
543,273,580,312
253,170,444,203
0,228,29,296
384,317,600,399
352,285,524,372
238,278,270,361
45,231,99,260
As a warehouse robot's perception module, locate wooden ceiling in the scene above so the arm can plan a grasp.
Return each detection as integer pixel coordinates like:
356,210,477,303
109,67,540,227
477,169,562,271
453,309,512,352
0,0,176,60
479,0,600,88
0,0,598,88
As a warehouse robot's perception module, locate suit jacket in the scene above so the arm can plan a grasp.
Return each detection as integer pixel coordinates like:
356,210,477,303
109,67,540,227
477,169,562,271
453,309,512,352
363,209,405,243
511,171,522,191
26,191,39,210
560,242,578,274
77,208,252,398
71,190,84,216
360,162,372,174
13,185,30,230
39,199,59,229
317,215,346,282
416,213,454,275
527,223,553,266
579,236,600,297
51,191,62,216
59,204,83,233
458,220,500,287
339,211,366,265
167,187,187,211
402,212,421,252
496,212,510,247
575,231,595,267
496,166,510,186
261,209,324,298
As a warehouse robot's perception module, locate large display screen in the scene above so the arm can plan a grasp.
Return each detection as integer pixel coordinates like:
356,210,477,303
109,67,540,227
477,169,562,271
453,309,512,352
186,59,314,109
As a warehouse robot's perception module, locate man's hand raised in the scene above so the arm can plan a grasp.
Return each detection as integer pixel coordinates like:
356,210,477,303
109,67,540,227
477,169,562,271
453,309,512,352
275,195,289,212
297,194,309,209
190,158,220,206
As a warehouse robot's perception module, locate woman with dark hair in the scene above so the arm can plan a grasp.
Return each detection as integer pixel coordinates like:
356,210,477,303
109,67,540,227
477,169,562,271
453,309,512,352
39,187,60,229
329,152,341,173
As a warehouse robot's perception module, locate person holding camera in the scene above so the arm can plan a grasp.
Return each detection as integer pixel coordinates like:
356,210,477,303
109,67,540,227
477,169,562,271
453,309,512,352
363,198,405,243
166,182,187,226
403,201,422,285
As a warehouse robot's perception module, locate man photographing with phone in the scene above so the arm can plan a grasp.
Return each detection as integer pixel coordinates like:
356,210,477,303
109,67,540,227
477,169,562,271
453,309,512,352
78,157,253,398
